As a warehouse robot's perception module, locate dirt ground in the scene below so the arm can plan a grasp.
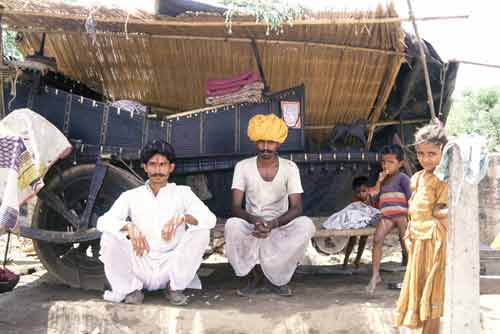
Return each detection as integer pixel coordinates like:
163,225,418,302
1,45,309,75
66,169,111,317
0,233,498,334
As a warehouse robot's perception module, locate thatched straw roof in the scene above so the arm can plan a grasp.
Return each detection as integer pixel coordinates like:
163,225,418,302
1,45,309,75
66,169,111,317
1,0,406,143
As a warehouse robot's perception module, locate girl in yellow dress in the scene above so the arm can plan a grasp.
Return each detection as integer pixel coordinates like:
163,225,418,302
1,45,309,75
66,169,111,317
394,121,448,334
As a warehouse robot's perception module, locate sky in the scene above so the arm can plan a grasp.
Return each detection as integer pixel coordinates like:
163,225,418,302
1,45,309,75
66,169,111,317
74,0,500,94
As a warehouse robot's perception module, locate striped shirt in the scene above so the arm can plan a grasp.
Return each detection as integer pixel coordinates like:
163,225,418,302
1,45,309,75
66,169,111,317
376,172,411,219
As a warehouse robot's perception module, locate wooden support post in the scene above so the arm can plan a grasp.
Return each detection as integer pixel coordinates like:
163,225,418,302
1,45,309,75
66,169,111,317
406,0,437,121
250,38,269,93
0,9,5,119
443,146,481,333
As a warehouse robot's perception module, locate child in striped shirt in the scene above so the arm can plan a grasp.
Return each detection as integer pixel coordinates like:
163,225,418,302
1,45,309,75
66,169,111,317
366,144,411,294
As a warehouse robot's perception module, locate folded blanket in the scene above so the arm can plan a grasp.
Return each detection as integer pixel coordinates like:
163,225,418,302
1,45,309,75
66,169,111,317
206,87,263,105
212,81,263,96
322,202,381,230
206,82,264,100
206,74,262,96
206,95,263,106
206,70,255,88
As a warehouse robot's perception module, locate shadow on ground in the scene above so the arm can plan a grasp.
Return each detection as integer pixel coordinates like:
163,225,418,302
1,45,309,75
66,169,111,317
0,263,404,334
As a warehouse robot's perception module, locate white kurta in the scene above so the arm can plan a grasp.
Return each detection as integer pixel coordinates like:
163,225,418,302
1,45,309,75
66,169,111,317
225,157,316,286
96,182,216,302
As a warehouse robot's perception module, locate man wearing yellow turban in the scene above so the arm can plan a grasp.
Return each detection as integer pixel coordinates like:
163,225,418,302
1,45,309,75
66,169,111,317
225,113,316,297
247,113,289,144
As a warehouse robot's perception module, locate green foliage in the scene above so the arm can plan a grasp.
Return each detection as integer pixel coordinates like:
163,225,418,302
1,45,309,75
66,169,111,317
2,30,22,59
446,87,500,151
221,0,305,35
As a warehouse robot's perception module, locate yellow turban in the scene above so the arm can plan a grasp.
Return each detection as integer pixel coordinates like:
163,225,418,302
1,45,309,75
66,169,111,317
247,114,288,144
491,234,500,250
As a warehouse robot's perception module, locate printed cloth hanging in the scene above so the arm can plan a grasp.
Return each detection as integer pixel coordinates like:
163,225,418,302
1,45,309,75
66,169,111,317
0,108,72,234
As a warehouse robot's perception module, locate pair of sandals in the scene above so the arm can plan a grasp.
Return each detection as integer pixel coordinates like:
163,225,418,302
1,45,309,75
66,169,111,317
237,268,292,297
124,286,188,306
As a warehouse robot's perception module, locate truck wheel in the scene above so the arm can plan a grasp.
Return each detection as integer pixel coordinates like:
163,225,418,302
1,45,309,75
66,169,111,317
32,163,142,290
313,236,350,255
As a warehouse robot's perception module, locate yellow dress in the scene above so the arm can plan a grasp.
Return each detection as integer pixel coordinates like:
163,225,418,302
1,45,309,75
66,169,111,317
394,170,448,329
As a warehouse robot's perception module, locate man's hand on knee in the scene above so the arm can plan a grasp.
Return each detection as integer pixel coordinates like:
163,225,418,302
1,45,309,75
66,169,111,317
126,223,150,256
162,215,185,241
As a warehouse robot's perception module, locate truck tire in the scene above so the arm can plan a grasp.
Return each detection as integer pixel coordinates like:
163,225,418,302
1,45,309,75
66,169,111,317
32,163,142,290
313,236,350,255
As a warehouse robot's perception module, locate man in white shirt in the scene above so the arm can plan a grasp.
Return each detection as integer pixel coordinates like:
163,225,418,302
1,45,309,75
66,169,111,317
225,114,316,297
97,140,216,305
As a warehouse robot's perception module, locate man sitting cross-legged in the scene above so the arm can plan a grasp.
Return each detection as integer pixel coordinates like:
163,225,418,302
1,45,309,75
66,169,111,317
225,114,316,297
97,140,216,306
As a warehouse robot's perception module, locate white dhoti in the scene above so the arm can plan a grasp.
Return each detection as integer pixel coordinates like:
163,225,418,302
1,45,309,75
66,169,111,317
99,229,209,303
224,216,316,286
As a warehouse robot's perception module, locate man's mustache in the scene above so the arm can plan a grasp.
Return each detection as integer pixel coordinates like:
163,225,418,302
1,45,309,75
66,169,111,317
151,173,167,177
259,150,274,154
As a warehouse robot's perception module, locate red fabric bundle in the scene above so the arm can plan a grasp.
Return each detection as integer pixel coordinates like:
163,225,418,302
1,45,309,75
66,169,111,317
206,71,261,97
0,267,20,293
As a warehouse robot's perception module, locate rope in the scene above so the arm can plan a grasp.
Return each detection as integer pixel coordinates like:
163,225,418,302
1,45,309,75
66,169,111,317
125,12,130,40
85,6,98,45
7,67,20,111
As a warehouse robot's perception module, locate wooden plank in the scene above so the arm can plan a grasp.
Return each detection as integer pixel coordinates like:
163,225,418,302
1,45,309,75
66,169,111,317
443,146,481,333
314,226,376,238
212,218,377,239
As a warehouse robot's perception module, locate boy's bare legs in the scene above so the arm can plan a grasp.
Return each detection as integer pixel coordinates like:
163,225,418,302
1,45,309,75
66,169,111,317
354,236,368,267
422,319,440,334
396,218,409,266
343,236,357,268
367,219,395,293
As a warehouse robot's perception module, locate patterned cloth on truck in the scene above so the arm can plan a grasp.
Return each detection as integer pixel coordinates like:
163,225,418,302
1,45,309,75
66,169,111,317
0,108,72,234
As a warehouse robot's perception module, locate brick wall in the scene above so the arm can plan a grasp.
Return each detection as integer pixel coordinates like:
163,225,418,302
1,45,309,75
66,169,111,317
479,153,500,245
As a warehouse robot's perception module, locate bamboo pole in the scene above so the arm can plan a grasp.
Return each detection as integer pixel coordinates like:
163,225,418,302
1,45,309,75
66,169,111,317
304,118,428,131
23,31,407,57
250,38,269,92
452,59,500,70
406,0,436,121
2,8,469,28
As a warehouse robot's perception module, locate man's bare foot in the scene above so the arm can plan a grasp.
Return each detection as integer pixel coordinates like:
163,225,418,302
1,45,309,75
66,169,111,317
366,275,382,294
237,266,263,297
